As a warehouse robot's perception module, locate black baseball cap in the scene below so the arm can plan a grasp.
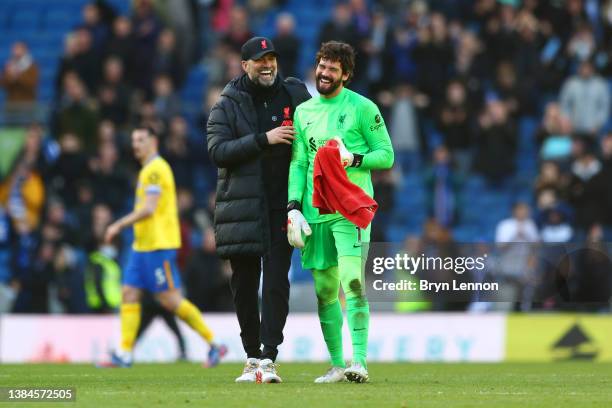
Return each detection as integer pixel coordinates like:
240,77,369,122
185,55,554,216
241,36,278,61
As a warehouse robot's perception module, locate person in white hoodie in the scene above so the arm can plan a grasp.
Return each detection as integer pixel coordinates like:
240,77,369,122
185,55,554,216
560,60,610,134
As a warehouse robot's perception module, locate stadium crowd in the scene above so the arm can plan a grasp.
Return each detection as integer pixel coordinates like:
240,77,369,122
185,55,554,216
0,0,611,314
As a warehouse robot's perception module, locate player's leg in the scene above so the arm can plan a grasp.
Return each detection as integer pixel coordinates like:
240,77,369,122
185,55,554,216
303,221,346,383
135,292,159,343
333,220,371,383
152,250,226,366
259,211,292,383
117,284,143,365
159,305,187,360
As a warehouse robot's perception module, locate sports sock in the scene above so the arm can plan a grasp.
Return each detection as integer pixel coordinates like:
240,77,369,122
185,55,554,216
318,299,345,368
339,256,369,368
313,267,345,368
175,299,215,344
120,303,141,353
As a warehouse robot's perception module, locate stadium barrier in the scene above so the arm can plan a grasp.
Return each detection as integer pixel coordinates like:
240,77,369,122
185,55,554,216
0,313,609,363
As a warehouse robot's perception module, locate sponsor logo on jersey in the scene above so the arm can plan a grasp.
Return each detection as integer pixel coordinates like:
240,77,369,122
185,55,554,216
370,114,385,131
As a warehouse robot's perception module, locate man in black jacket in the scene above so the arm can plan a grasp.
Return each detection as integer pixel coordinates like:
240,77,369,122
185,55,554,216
207,37,310,383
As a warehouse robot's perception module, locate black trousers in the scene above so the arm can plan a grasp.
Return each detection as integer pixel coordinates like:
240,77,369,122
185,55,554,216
229,210,292,362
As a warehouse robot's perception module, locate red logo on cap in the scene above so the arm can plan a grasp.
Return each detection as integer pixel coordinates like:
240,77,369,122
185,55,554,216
261,40,268,49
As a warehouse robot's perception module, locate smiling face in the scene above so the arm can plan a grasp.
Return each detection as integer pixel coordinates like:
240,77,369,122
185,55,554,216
242,53,277,87
315,58,349,97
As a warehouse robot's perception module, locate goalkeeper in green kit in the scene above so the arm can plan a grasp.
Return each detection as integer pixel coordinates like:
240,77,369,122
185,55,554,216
287,41,394,383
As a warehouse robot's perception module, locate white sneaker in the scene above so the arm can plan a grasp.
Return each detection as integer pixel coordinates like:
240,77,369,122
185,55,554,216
235,358,259,383
344,362,369,383
258,358,282,383
314,366,346,383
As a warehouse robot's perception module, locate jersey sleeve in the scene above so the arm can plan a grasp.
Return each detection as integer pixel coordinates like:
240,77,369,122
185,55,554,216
288,108,309,204
358,100,394,170
141,164,163,195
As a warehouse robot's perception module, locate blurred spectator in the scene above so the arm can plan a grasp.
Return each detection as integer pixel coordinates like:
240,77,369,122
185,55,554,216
363,8,394,93
164,116,195,189
153,29,185,88
454,30,487,109
57,74,99,153
0,125,46,234
534,161,569,199
539,206,573,243
183,228,232,311
371,169,397,242
435,80,473,173
105,16,134,70
559,59,610,134
98,57,132,127
424,145,462,227
496,202,540,243
81,2,110,53
473,100,517,182
72,28,101,93
12,239,54,313
272,13,300,78
567,147,607,231
48,133,89,209
55,34,81,96
53,244,88,313
89,142,130,214
0,42,39,112
131,0,164,96
389,84,420,172
152,74,182,123
600,133,612,225
319,3,360,53
412,12,454,106
220,6,253,53
493,60,536,118
84,221,121,313
495,202,539,310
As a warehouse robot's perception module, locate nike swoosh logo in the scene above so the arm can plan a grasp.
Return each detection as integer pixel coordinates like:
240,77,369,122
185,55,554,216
353,328,366,331
306,121,314,126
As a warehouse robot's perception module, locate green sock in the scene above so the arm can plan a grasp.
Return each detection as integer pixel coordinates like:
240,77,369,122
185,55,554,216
339,256,369,368
318,300,345,368
346,296,369,368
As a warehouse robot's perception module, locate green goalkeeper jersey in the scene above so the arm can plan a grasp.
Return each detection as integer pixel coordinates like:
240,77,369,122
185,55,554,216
288,87,394,224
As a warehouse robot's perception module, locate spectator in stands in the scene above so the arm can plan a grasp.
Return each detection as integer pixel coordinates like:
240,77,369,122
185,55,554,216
48,133,89,209
81,2,110,53
57,74,99,153
474,99,517,182
559,59,610,134
98,57,132,127
153,29,185,89
318,2,359,54
496,202,540,243
389,84,421,172
152,74,181,123
412,12,454,107
534,161,570,200
567,146,607,232
72,28,101,93
184,227,233,311
600,133,612,225
495,202,539,310
0,125,46,235
53,243,88,313
539,206,573,243
425,145,462,227
163,116,195,189
220,6,253,53
435,80,474,173
89,142,129,214
371,169,396,242
55,34,80,97
0,42,39,114
131,0,164,96
105,16,134,71
454,30,487,109
12,238,55,313
493,60,536,118
272,13,300,78
363,7,394,94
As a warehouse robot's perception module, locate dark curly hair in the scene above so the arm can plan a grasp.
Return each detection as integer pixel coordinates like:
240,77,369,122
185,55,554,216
315,41,355,84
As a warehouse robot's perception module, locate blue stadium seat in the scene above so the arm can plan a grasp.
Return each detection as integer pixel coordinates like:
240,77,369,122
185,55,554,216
10,9,42,31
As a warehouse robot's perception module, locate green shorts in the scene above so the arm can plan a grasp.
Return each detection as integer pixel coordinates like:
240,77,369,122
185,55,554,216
301,217,370,270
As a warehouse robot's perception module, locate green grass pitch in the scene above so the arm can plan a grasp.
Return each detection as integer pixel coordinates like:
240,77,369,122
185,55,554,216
2,362,612,407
